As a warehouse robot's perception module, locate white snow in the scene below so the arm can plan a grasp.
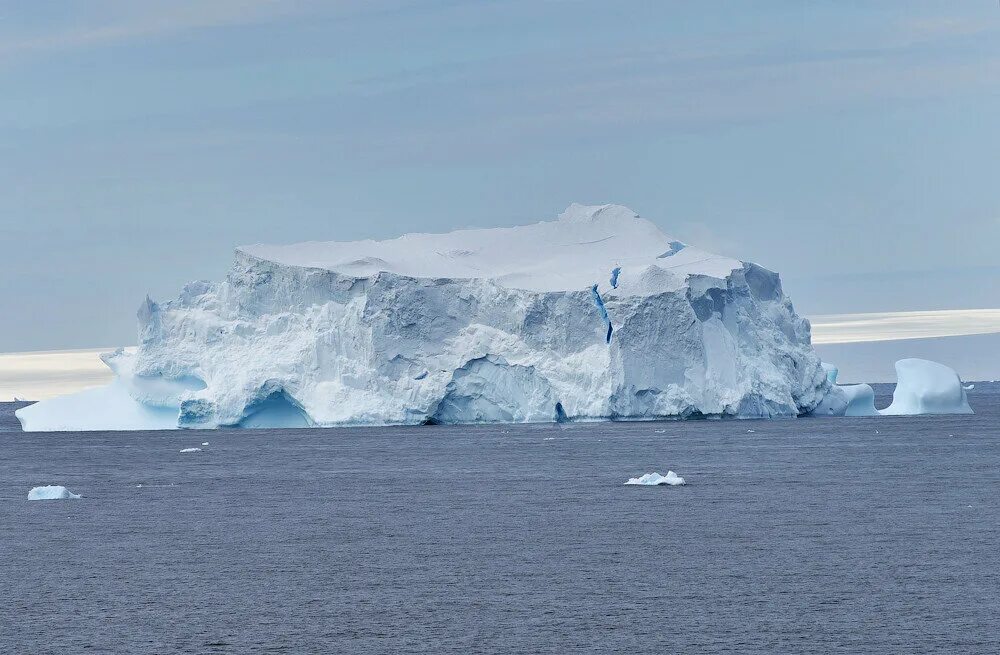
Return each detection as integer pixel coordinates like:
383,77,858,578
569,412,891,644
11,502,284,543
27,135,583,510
881,358,973,415
179,447,202,453
241,203,743,293
625,471,685,486
18,203,829,431
28,485,81,500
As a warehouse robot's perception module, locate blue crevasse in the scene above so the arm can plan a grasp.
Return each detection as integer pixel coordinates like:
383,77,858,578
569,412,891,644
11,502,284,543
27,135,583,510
590,284,613,344
609,266,621,289
657,240,687,258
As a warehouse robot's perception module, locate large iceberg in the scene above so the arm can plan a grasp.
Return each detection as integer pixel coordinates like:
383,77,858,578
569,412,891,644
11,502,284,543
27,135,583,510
18,204,832,431
881,358,973,415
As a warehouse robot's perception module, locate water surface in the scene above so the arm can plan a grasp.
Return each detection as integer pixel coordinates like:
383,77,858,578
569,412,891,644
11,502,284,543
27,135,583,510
2,394,998,653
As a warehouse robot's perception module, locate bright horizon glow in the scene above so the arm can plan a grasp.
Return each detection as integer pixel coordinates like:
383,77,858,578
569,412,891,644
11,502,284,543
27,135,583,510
810,308,1000,344
4,309,998,400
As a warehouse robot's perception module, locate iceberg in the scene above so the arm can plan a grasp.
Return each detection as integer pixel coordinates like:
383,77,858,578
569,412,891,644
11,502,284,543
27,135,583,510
28,485,81,500
808,364,878,417
881,358,973,415
625,471,686,486
17,203,831,431
15,378,180,432
179,447,202,453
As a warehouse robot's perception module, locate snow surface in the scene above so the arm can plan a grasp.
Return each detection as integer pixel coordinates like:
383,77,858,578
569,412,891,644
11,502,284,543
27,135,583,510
18,203,830,431
881,358,973,415
240,204,742,293
28,485,81,500
625,471,685,486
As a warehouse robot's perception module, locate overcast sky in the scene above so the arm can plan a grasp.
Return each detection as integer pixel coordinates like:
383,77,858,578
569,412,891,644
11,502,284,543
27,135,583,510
2,0,999,352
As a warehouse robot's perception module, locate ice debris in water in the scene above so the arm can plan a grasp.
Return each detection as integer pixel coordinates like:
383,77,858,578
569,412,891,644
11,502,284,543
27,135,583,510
179,447,202,453
28,485,81,500
625,471,685,486
201,442,209,446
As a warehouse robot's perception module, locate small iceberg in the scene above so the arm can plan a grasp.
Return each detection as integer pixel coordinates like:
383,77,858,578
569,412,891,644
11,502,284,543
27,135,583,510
28,485,81,500
881,358,973,415
201,442,209,446
625,471,685,486
179,447,202,453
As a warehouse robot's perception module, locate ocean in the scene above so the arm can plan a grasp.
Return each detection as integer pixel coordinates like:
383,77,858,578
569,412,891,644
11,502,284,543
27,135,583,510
2,391,998,654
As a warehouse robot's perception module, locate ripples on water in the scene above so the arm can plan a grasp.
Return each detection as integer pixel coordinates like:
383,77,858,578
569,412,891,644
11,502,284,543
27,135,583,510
2,393,998,653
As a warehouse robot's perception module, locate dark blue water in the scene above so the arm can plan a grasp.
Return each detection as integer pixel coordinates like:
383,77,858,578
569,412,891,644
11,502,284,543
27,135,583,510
2,393,998,654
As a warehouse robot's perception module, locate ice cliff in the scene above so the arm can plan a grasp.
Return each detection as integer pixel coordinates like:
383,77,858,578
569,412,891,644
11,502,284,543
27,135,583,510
18,204,833,431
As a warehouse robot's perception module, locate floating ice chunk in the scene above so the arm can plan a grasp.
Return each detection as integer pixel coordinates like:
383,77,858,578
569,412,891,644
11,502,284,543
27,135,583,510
201,442,209,446
179,447,202,453
809,361,878,417
810,383,878,417
841,384,878,416
625,471,685,486
881,358,973,415
16,378,180,432
28,485,81,500
963,383,975,391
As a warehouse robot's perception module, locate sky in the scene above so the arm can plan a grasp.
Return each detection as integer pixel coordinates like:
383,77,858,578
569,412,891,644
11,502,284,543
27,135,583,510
2,0,1000,354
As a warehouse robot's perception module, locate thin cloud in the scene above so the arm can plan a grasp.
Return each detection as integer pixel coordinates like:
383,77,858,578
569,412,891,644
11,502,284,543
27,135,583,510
0,0,300,59
811,309,1000,345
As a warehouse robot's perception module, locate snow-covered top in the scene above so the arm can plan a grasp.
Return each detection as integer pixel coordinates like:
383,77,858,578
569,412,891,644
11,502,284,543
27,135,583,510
239,204,742,292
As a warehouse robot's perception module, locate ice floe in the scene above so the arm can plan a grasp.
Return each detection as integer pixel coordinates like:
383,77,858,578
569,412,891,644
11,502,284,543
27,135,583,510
625,471,685,486
28,485,81,500
881,358,973,415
